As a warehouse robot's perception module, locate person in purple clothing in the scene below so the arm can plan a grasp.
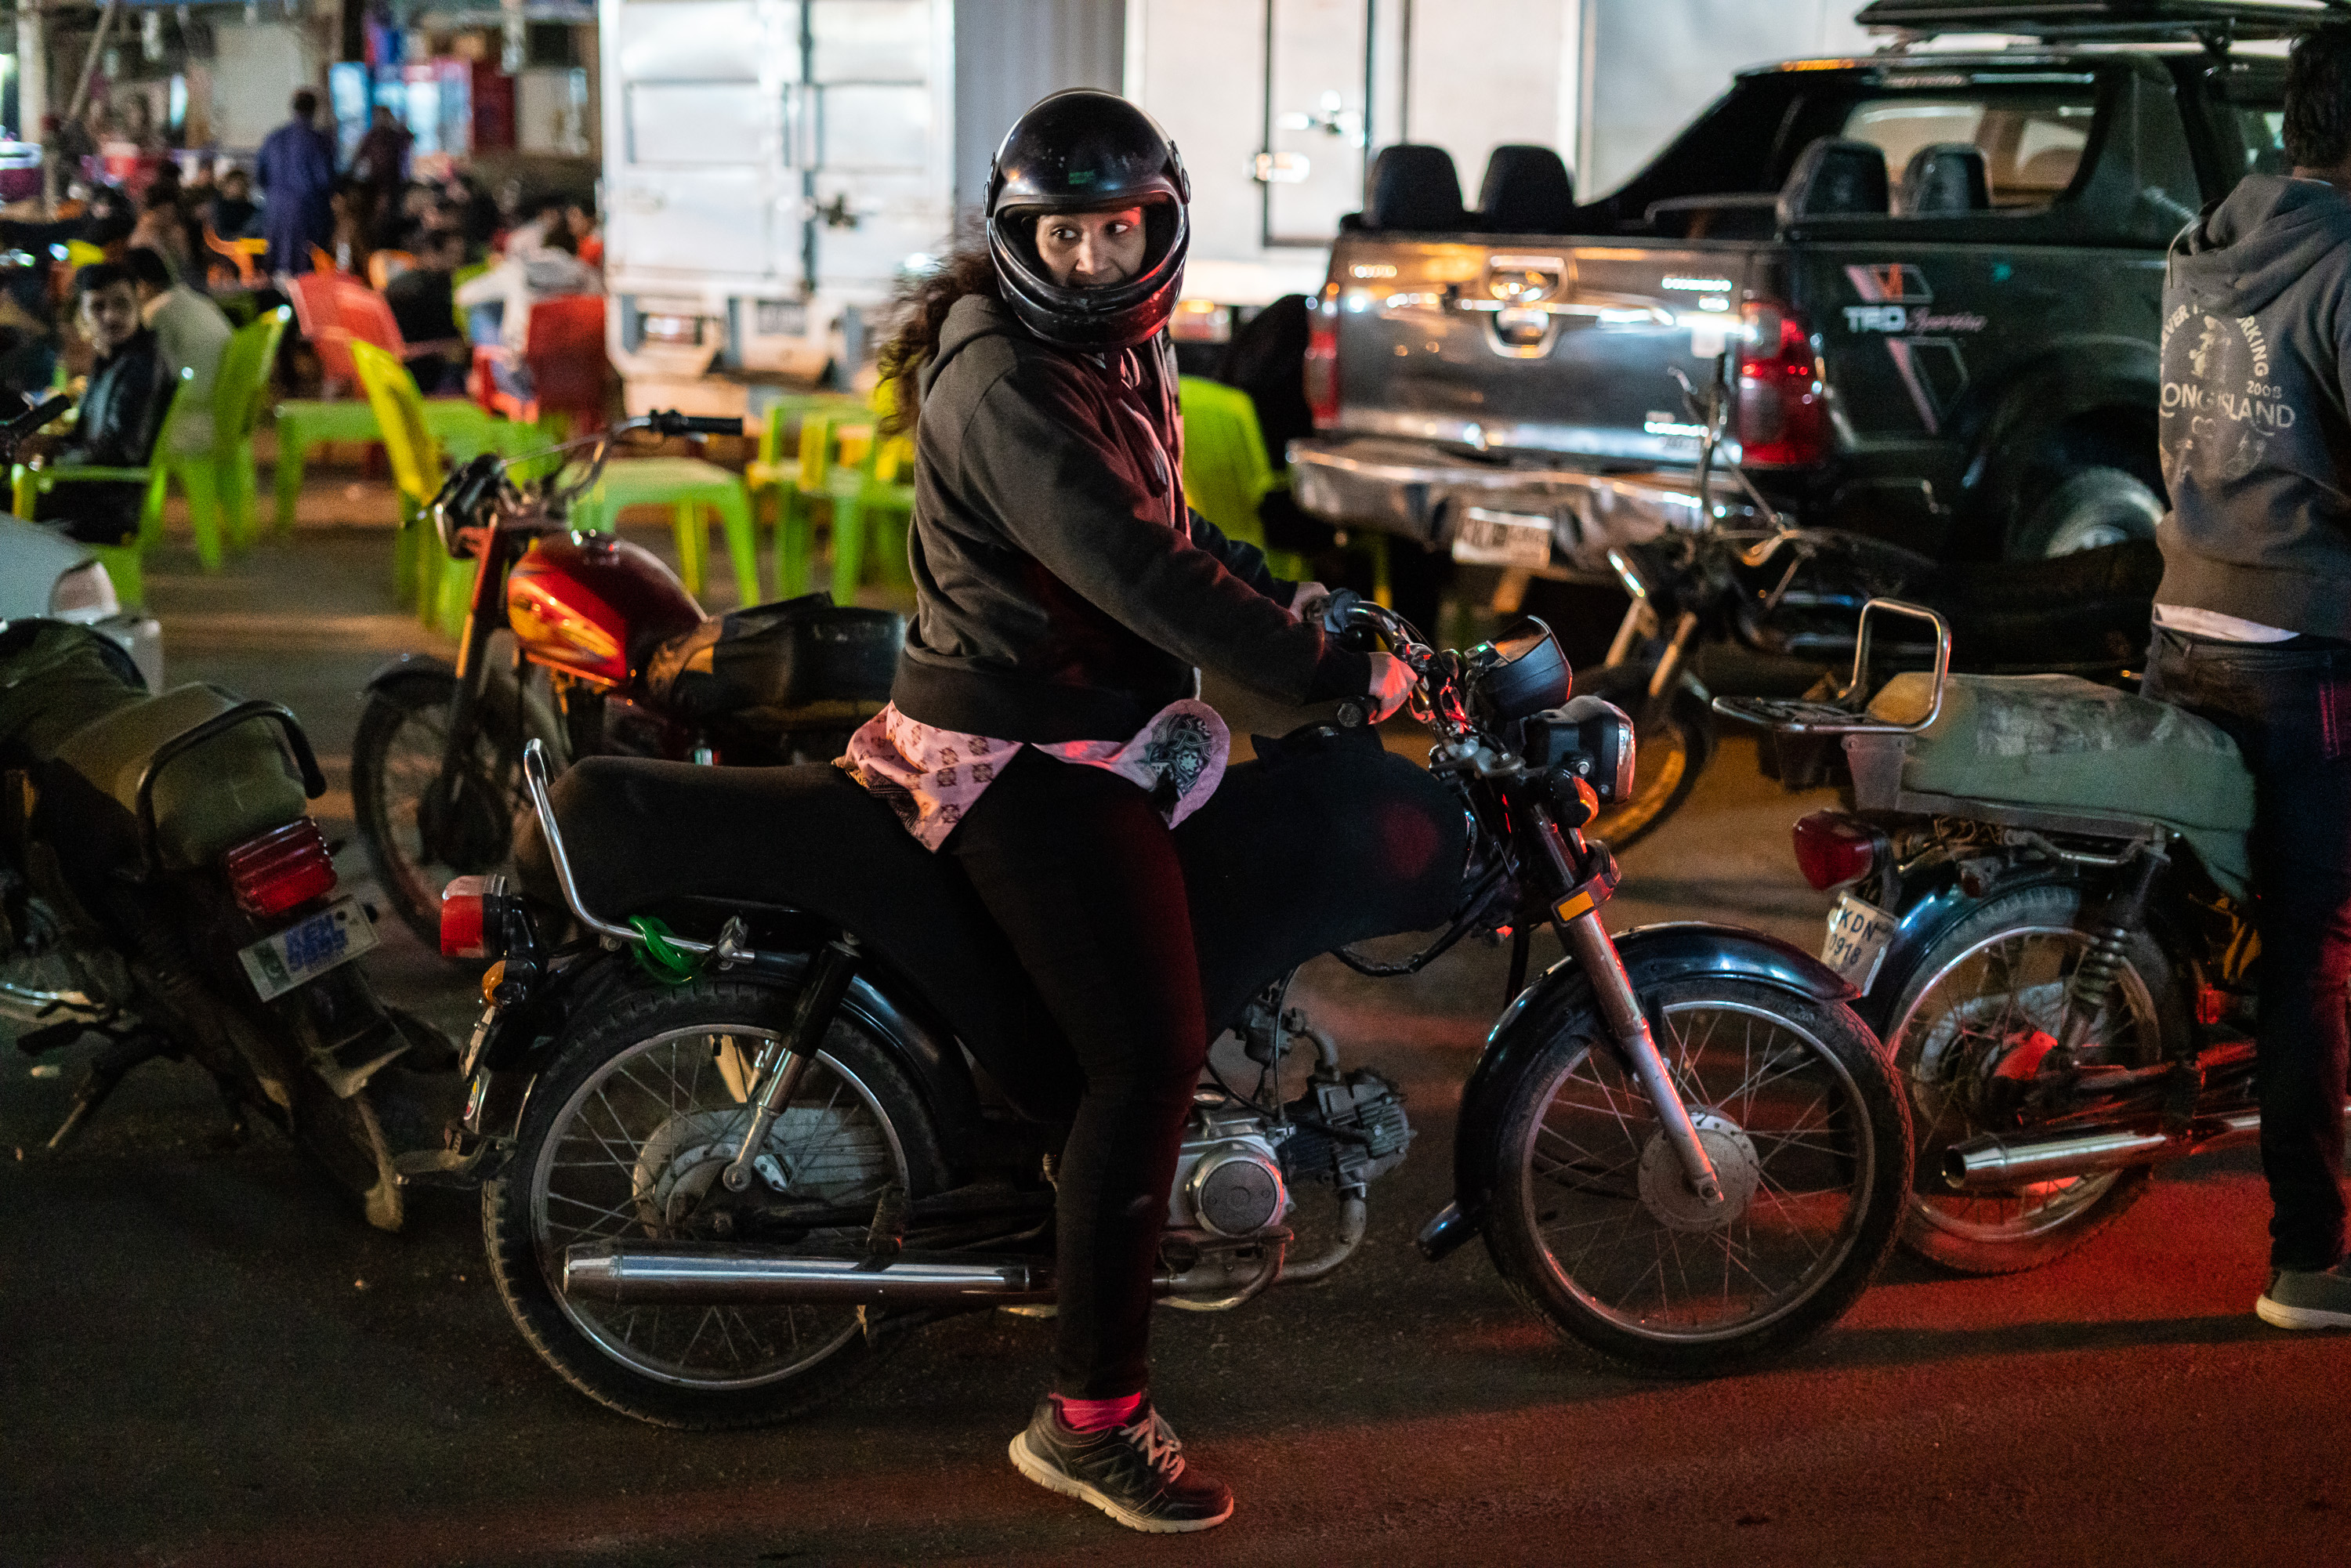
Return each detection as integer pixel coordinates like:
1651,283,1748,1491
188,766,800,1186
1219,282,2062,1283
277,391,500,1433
254,89,335,276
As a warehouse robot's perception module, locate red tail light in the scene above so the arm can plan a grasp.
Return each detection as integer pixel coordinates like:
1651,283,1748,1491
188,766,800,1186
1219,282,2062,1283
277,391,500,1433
1305,286,1341,430
1736,301,1826,467
1791,809,1877,892
223,817,338,917
440,874,509,960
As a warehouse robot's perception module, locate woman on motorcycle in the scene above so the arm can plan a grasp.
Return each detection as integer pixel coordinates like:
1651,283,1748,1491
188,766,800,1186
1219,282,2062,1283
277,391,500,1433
842,90,1409,1533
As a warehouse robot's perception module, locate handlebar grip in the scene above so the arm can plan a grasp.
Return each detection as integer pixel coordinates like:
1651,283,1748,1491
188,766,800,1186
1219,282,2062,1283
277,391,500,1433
5,393,72,438
646,409,744,438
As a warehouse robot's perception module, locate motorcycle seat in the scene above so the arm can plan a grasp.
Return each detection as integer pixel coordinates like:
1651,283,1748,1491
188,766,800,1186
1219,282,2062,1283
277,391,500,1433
1869,670,2253,895
520,725,1469,1117
638,597,901,730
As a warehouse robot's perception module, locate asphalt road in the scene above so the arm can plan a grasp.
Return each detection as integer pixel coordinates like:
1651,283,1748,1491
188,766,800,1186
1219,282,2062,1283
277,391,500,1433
2,525,2342,1568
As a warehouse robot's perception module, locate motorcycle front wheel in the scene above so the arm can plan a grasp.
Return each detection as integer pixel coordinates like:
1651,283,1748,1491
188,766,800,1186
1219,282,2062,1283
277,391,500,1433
351,665,561,946
1482,976,1911,1374
482,975,947,1429
1573,663,1715,853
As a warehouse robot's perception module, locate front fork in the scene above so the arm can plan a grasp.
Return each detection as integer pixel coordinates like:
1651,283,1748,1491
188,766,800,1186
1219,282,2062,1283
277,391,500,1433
422,539,515,856
1529,802,1726,1208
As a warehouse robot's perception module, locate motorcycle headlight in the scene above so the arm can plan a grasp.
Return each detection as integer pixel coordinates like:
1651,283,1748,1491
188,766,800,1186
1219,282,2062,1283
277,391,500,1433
1524,696,1636,802
49,559,120,618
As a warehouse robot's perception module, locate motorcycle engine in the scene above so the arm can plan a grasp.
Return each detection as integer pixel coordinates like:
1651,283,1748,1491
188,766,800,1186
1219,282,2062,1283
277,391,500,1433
1168,1101,1291,1238
1279,1067,1413,1191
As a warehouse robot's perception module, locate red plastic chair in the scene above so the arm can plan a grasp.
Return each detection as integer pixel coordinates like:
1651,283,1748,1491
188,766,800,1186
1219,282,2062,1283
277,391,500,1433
287,270,360,389
471,294,610,435
339,281,463,361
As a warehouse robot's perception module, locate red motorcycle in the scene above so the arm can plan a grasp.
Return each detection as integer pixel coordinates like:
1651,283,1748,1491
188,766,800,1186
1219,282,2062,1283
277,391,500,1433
353,411,901,947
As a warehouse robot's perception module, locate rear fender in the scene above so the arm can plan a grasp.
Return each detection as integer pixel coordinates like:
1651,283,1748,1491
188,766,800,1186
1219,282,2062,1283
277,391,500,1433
473,947,985,1172
1425,922,1857,1259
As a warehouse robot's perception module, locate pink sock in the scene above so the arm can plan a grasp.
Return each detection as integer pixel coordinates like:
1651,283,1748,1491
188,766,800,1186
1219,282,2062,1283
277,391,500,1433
1054,1392,1145,1432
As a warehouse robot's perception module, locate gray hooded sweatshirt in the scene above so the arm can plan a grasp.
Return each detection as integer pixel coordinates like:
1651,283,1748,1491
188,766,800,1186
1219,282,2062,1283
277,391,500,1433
2157,174,2351,638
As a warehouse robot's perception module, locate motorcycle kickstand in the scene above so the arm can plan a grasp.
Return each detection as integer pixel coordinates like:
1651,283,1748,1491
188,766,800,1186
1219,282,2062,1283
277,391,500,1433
45,1030,167,1150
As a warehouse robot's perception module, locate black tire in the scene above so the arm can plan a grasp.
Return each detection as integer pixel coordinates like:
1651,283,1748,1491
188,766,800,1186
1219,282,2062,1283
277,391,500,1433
1877,880,2184,1274
482,974,947,1429
1574,662,1716,853
2009,465,2164,559
1480,976,1911,1375
351,668,557,947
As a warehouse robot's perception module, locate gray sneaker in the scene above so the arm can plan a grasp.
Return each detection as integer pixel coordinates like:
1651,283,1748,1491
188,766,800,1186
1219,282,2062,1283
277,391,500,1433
1009,1397,1234,1534
2255,1262,2351,1330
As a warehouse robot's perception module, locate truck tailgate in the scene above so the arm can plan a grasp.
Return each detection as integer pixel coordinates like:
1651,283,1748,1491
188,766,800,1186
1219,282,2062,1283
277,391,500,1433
1328,236,1762,466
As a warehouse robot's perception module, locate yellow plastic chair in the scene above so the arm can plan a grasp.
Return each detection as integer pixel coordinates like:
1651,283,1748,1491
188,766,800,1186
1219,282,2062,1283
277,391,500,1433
1177,375,1389,605
825,424,917,604
350,339,468,632
747,391,867,573
13,368,219,603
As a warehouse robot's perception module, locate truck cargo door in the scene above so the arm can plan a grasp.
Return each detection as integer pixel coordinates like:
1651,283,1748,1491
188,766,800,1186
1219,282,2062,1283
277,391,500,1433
1262,0,1371,247
609,0,795,285
798,0,948,294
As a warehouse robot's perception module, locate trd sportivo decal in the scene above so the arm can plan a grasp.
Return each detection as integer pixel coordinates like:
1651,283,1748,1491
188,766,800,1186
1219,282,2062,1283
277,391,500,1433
1843,263,1987,435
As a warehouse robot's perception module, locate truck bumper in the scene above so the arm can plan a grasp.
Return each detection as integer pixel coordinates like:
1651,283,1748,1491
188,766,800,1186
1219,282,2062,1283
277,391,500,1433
1288,436,1746,573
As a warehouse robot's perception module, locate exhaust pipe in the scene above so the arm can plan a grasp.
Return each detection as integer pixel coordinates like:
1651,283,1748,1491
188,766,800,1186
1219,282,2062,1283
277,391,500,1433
563,1243,1047,1307
1943,1110,2261,1194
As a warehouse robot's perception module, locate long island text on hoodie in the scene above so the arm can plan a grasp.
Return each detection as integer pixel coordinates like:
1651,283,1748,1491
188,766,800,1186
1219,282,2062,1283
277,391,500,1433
2158,174,2351,639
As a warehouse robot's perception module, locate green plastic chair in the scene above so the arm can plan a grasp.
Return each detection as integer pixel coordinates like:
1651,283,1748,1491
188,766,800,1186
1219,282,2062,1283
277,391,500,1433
211,306,293,552
1177,375,1389,604
571,454,761,607
273,392,514,538
824,423,916,605
14,368,218,599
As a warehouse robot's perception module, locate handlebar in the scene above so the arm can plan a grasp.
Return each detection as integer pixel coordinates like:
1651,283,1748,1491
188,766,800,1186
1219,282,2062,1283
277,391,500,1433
0,393,73,465
427,407,744,551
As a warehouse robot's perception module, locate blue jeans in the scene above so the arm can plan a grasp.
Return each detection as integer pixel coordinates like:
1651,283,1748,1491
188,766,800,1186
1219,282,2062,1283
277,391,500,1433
2144,626,2351,1272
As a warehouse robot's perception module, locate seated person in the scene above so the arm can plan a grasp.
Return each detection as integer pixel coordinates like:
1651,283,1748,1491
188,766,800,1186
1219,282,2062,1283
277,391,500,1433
455,214,598,400
563,196,603,268
27,262,173,545
124,245,230,449
208,165,259,239
384,227,469,394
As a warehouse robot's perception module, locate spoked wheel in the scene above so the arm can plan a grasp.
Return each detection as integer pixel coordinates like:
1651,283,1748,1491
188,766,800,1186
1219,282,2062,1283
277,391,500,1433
483,977,945,1429
351,667,557,946
1574,664,1714,852
1880,882,2182,1274
1484,976,1911,1374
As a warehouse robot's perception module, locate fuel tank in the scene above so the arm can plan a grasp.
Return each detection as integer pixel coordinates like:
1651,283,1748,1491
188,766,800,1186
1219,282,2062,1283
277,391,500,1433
507,534,703,687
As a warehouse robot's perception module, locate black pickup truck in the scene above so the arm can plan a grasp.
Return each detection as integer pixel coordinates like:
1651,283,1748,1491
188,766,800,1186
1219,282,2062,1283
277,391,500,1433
1291,0,2302,599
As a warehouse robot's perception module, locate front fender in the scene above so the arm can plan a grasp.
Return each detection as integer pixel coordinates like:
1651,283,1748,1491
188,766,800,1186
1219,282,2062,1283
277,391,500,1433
1422,921,1857,1260
364,650,457,696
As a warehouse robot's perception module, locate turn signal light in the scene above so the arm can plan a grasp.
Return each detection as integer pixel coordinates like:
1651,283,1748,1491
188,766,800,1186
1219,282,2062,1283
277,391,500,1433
223,817,337,917
440,875,510,960
1737,301,1826,467
1791,809,1877,892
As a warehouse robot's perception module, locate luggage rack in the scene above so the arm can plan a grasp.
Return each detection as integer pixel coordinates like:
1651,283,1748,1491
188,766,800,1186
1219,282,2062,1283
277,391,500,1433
1712,598,1953,737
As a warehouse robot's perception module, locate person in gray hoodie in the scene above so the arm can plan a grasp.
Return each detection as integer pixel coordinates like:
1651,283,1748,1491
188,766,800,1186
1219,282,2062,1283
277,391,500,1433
2146,22,2351,1331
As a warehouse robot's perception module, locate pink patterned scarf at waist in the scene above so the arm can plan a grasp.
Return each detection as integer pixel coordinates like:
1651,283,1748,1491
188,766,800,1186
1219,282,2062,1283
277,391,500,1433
837,699,1229,851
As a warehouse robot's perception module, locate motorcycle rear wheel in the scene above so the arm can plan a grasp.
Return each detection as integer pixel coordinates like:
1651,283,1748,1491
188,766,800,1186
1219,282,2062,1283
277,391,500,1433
1574,663,1715,853
483,976,946,1429
1878,882,2183,1274
1483,976,1911,1375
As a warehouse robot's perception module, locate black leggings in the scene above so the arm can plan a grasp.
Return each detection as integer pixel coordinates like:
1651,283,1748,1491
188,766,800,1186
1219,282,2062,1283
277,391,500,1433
946,746,1206,1399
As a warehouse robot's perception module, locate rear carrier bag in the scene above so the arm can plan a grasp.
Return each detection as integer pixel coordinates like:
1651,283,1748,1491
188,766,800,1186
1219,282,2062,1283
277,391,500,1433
643,596,902,731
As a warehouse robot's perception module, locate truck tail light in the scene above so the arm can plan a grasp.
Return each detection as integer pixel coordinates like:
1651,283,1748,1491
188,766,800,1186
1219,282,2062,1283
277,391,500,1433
1737,301,1826,467
223,817,338,917
1305,286,1341,430
1791,809,1878,892
440,874,513,961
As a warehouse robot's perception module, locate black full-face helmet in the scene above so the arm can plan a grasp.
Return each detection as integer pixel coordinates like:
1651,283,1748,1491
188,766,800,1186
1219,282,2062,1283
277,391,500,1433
986,89,1190,353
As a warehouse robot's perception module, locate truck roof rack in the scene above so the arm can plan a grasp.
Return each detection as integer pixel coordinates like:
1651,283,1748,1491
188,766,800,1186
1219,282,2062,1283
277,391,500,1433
1857,0,2349,43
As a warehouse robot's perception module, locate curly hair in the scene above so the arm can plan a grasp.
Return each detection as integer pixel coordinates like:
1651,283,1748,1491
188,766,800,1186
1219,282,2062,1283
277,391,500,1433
2285,24,2351,169
875,222,999,437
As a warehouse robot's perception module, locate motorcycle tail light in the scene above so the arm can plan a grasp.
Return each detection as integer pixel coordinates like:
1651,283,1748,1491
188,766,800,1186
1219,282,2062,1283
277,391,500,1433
1791,809,1877,892
1736,301,1826,467
1306,285,1342,430
440,874,512,961
223,817,338,917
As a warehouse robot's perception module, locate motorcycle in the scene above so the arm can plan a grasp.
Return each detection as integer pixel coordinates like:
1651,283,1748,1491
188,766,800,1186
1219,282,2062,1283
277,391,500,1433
1716,600,2340,1273
1567,361,2158,852
353,411,904,947
2,616,437,1230
416,596,1912,1428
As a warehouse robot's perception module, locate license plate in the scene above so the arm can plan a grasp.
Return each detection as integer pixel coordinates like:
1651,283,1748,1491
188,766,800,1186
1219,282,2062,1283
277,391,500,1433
238,896,378,1001
1820,893,1897,994
1451,507,1554,569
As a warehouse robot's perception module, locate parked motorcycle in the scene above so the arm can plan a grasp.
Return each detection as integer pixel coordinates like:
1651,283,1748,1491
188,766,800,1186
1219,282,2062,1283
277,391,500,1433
1574,360,2157,851
1717,600,2332,1273
412,596,1912,1427
353,411,903,947
1,618,435,1230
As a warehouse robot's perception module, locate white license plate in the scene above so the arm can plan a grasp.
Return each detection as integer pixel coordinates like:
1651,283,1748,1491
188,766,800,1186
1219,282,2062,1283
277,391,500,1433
1820,893,1898,994
238,896,378,1001
1451,507,1554,569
